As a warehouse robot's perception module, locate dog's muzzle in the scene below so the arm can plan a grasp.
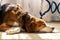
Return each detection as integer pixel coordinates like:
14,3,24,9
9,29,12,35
40,26,54,33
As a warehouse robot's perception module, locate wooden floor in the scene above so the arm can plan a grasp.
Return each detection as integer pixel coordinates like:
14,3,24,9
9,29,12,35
0,22,60,40
0,32,60,40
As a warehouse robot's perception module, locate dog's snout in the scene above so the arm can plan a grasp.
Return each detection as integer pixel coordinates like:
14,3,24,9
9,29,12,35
52,27,54,30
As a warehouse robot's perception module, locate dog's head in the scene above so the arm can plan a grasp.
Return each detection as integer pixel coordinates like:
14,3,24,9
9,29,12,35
0,3,26,31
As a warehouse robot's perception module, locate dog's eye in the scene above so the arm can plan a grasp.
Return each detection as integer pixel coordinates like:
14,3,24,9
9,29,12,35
17,12,21,16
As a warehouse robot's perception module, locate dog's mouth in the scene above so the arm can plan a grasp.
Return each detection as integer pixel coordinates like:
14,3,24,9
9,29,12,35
40,27,54,33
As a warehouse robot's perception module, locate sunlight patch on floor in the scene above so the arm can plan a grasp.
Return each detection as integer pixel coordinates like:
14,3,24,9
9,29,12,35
38,33,60,39
18,34,32,39
1,32,19,39
1,32,32,39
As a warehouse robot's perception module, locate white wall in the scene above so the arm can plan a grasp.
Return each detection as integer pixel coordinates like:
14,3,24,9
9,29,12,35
1,0,23,5
23,0,41,18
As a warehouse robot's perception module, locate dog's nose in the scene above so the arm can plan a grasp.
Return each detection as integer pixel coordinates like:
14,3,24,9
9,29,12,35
52,27,54,30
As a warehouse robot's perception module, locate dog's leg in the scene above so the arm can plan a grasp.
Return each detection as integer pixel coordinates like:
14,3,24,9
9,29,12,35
5,27,21,35
0,23,11,32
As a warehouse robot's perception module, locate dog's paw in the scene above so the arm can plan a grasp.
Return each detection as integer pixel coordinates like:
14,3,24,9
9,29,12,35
5,27,20,35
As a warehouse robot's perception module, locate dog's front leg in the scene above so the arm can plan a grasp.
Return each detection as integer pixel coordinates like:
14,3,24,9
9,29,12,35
6,27,21,35
0,23,11,32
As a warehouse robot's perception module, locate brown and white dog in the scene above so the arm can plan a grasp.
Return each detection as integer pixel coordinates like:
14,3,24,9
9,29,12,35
0,3,54,34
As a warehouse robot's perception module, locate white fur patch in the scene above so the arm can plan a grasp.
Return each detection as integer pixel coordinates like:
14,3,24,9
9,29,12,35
5,4,17,11
6,22,20,34
13,22,19,26
6,27,21,35
28,13,35,19
40,27,53,32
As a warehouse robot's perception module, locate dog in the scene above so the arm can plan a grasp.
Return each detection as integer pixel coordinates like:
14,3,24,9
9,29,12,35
0,3,54,34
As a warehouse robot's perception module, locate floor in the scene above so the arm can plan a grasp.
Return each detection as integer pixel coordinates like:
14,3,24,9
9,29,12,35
0,22,60,40
46,22,60,33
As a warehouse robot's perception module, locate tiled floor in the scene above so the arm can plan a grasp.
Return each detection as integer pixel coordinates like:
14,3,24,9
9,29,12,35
0,22,60,40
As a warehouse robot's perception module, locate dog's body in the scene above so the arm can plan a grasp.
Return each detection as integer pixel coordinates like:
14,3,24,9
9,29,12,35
0,3,54,34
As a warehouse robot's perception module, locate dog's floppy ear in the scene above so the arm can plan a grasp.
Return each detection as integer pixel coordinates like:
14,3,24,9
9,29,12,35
16,3,29,16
